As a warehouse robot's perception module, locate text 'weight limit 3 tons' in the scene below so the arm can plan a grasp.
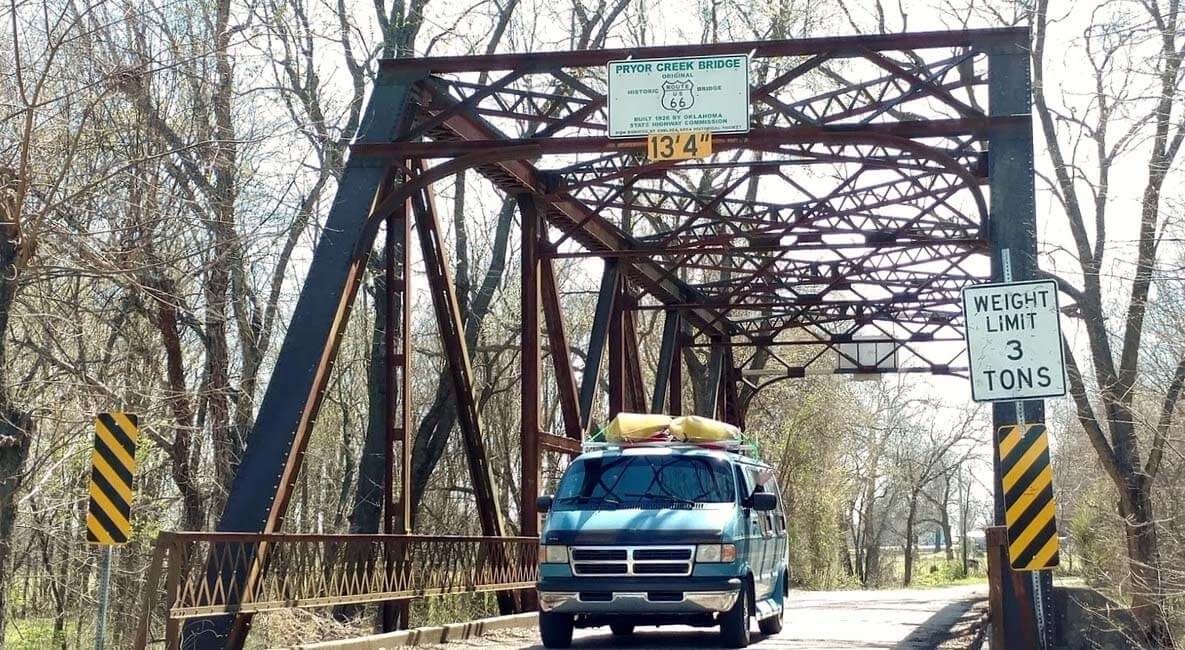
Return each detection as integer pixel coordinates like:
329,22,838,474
961,279,1067,403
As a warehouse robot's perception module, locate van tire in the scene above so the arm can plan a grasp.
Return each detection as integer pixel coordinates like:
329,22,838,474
610,622,634,635
759,573,786,635
719,581,750,647
758,605,783,635
540,612,574,648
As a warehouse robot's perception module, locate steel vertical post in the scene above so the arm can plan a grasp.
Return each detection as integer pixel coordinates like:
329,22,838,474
622,308,647,413
381,182,412,630
540,254,583,438
381,195,399,632
651,310,681,413
518,194,542,537
607,274,625,418
580,261,619,432
94,546,112,650
669,329,683,416
410,180,508,541
396,186,414,627
988,32,1051,649
703,339,725,418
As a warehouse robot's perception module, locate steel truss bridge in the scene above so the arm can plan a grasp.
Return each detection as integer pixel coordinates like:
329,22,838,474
133,26,1053,650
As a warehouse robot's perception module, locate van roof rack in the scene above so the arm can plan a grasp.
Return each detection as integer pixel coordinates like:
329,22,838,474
580,438,761,459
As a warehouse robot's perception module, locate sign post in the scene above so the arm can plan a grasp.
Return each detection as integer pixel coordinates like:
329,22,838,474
87,412,139,650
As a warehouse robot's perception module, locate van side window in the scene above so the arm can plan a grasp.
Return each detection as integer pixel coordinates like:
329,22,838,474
767,476,786,533
733,465,749,502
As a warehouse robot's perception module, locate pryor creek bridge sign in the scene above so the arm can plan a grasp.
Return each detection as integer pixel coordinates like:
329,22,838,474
962,279,1067,403
606,54,750,138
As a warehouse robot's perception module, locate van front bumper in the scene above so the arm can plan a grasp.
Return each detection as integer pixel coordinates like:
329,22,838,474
538,589,738,614
537,576,741,614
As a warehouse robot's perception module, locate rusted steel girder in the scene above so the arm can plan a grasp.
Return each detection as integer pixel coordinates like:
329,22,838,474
581,261,619,432
607,273,626,419
409,178,508,542
622,307,648,414
378,27,1024,73
539,251,582,440
650,311,681,415
518,193,542,539
350,117,1021,159
380,173,414,630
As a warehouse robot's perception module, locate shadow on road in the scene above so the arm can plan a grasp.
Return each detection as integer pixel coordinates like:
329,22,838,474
893,597,986,649
500,591,987,649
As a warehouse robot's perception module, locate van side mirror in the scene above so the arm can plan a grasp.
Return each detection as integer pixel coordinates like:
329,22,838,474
536,495,554,513
751,492,777,512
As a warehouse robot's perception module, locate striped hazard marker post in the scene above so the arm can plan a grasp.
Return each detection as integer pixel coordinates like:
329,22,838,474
87,412,139,650
998,423,1059,570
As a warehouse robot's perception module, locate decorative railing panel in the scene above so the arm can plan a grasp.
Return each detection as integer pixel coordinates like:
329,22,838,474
134,533,538,648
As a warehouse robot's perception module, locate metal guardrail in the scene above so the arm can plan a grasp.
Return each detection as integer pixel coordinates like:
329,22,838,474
134,532,539,648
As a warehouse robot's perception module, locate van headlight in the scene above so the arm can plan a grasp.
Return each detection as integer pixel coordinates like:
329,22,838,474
695,543,737,563
540,545,569,563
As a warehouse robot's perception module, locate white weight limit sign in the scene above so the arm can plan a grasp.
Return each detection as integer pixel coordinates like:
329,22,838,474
961,279,1067,402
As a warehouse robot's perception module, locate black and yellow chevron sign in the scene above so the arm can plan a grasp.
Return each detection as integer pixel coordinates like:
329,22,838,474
86,413,139,545
999,423,1059,570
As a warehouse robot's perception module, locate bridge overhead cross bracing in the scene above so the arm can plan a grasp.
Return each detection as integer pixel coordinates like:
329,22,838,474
358,27,1025,384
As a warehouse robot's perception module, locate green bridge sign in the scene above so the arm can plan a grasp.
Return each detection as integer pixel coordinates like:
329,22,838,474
606,54,750,138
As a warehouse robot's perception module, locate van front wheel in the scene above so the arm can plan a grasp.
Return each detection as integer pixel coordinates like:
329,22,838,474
540,612,574,648
758,605,783,635
719,583,750,648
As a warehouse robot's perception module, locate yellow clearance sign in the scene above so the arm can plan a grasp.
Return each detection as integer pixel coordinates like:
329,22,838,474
86,413,139,545
998,423,1059,570
647,131,712,161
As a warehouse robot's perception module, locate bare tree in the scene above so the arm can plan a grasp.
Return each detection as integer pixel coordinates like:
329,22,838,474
1030,0,1185,643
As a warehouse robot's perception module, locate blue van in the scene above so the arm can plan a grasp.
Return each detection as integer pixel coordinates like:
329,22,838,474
535,442,789,648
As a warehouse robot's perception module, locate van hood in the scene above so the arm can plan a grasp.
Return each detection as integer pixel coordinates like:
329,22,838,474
542,504,737,545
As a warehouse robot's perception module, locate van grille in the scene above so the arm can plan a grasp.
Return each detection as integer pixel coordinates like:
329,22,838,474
634,562,689,574
569,546,694,577
633,548,692,561
573,563,629,575
571,548,627,561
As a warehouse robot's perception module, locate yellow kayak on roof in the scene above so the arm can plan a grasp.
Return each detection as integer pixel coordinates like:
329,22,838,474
603,413,673,442
669,415,741,443
602,412,742,444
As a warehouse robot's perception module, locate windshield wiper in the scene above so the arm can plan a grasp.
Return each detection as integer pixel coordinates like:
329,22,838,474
625,492,697,506
558,495,621,507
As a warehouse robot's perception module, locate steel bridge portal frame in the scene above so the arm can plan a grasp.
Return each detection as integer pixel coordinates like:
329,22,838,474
188,27,1050,649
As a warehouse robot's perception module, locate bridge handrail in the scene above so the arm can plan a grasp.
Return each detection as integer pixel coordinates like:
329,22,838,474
134,532,540,649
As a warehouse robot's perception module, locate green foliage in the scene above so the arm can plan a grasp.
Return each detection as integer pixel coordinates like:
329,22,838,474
4,617,79,650
750,378,855,589
911,556,986,588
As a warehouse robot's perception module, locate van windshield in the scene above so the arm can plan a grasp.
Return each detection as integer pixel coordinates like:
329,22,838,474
553,455,735,510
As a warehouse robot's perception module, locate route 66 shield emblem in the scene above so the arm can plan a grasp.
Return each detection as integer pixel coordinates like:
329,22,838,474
660,80,695,112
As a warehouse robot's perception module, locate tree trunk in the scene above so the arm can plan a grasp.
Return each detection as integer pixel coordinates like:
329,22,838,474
0,407,31,647
0,230,31,647
940,508,953,561
349,271,390,538
1121,486,1174,646
903,492,917,587
838,510,855,578
206,0,241,512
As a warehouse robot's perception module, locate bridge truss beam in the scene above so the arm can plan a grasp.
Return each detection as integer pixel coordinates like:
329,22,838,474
188,26,1053,650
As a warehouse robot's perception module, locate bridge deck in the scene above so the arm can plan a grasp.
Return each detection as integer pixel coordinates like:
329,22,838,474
419,584,988,649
